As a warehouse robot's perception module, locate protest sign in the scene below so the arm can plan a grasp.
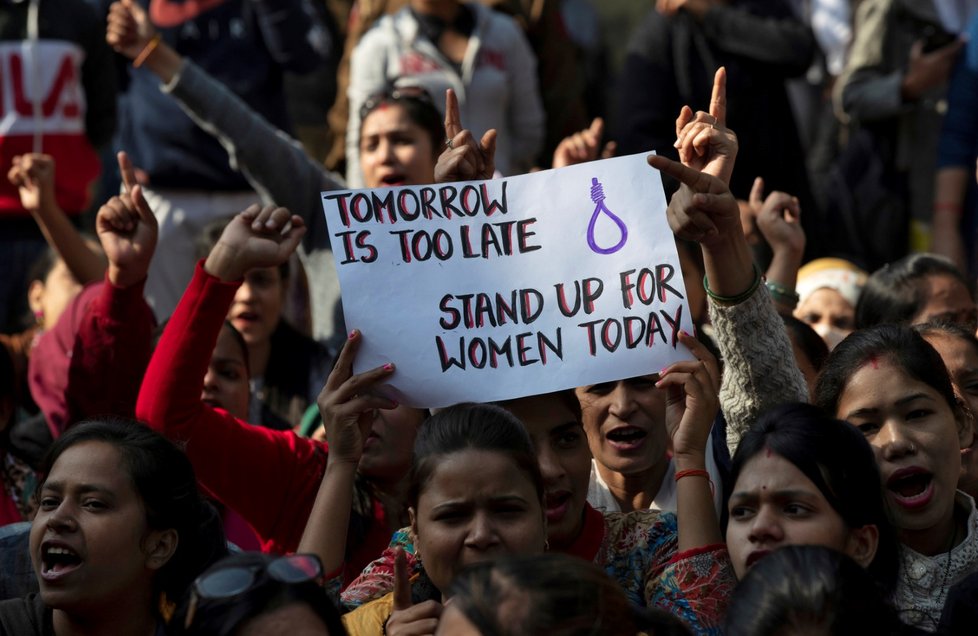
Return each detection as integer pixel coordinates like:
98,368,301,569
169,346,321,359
321,152,695,407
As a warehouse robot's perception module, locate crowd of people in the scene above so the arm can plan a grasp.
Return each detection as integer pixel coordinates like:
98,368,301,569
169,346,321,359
3,0,978,634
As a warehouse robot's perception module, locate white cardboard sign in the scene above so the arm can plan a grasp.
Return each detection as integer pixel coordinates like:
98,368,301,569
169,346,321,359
321,152,695,408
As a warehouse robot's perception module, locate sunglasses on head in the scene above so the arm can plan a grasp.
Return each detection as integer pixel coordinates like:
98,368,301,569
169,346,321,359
183,553,323,629
360,86,436,120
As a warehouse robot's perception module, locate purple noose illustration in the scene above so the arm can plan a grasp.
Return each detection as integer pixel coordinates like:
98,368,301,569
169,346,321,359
587,177,628,254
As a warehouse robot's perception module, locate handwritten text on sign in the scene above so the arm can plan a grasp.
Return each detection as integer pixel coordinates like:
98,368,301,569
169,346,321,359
322,153,695,407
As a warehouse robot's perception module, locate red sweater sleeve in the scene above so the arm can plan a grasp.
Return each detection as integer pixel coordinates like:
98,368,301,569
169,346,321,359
135,261,327,554
66,275,154,427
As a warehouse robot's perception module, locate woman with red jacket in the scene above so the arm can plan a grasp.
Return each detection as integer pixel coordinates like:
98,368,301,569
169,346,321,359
135,205,425,583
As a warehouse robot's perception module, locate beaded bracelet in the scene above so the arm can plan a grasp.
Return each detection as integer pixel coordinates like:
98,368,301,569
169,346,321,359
133,34,162,68
764,280,800,308
703,263,762,306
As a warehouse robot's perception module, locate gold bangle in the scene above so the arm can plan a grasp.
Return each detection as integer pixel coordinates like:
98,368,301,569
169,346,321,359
133,34,162,68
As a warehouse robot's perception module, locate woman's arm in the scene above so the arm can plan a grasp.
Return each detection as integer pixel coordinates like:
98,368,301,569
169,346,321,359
135,206,323,551
106,0,341,249
298,330,396,577
7,155,106,285
658,332,722,552
651,69,807,456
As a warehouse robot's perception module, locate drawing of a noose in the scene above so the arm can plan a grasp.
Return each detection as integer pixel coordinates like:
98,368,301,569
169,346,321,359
587,177,628,254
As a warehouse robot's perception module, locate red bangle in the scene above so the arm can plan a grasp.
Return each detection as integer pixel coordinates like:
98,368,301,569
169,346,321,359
674,469,710,482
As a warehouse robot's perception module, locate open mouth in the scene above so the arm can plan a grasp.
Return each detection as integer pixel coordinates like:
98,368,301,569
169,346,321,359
41,544,82,580
363,430,381,449
606,427,647,450
202,396,225,410
234,311,259,324
544,491,571,523
379,174,406,186
886,468,935,509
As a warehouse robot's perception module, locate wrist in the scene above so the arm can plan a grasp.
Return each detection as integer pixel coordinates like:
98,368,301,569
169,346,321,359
673,453,708,472
108,263,146,289
204,242,246,281
325,456,361,473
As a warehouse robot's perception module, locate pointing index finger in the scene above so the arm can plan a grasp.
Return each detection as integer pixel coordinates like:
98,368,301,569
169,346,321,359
710,67,727,128
117,151,137,196
393,547,412,611
444,89,463,140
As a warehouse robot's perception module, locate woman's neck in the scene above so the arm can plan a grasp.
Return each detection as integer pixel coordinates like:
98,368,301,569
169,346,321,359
596,460,669,513
249,338,271,380
900,497,966,557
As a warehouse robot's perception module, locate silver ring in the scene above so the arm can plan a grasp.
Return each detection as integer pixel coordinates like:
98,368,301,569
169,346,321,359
445,137,454,150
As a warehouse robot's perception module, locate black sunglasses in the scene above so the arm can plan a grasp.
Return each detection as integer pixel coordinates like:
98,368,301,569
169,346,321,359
183,554,323,629
359,85,436,120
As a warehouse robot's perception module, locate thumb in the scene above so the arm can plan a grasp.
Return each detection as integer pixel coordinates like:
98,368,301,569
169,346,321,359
749,176,764,209
480,129,497,170
587,117,604,141
393,547,412,611
692,191,735,214
123,0,146,21
130,184,158,229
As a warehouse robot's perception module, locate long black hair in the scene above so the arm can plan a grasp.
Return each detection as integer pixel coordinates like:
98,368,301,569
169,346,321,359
729,403,899,597
37,418,228,610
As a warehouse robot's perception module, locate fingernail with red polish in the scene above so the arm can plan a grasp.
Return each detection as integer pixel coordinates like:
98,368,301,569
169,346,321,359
383,363,394,371
348,330,357,340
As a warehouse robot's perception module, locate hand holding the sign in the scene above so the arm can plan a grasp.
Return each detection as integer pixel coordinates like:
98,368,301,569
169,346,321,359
673,68,737,186
659,331,722,551
298,330,396,575
435,89,497,183
659,332,719,460
319,330,397,466
204,204,305,282
385,547,442,636
552,118,617,169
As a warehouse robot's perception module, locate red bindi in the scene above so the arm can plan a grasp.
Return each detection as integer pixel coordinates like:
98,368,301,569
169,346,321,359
869,355,879,370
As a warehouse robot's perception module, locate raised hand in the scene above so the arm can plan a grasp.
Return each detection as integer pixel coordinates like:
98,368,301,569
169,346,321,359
749,177,805,256
386,547,442,636
96,152,159,288
204,204,306,282
8,154,55,212
649,152,740,248
434,89,497,183
673,68,737,185
552,118,616,169
318,330,397,466
106,0,157,60
658,332,720,464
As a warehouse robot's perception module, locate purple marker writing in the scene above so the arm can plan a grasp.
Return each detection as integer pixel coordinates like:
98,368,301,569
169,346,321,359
587,177,628,255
